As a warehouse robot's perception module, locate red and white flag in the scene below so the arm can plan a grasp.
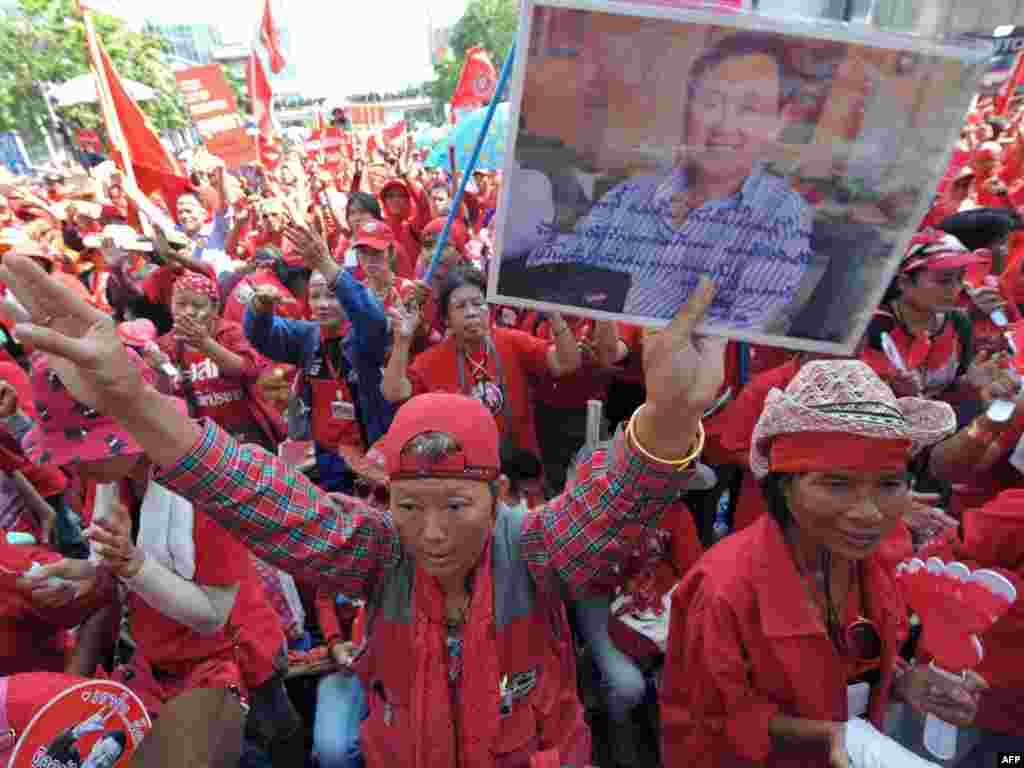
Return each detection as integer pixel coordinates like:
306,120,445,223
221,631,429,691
259,0,287,75
450,47,497,118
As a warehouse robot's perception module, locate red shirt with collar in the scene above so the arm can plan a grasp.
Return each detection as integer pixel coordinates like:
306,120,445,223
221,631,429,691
407,328,551,458
662,514,908,768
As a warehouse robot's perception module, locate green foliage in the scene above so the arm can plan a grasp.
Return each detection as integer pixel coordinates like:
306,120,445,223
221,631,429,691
223,65,251,117
0,0,187,147
427,0,518,114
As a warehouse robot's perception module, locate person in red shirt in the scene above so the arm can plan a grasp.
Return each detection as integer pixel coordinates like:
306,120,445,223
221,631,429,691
354,221,415,311
662,360,984,768
379,175,431,279
157,271,282,451
860,231,994,410
382,266,582,459
521,310,634,496
18,354,288,767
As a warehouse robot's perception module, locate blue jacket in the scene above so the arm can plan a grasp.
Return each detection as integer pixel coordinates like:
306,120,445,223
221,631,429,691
244,269,396,450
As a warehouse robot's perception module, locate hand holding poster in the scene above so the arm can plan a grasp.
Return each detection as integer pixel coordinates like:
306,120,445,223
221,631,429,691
490,1,990,353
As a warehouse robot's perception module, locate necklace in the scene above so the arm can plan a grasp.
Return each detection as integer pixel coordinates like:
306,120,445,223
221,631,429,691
464,346,489,384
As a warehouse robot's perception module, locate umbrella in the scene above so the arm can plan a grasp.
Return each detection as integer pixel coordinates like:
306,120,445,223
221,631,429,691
425,102,510,173
50,72,156,108
414,125,449,153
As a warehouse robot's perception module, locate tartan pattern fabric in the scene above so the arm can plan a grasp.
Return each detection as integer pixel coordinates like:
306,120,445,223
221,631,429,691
158,420,691,598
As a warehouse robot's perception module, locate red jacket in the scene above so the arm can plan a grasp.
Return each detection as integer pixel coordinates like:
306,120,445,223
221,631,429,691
351,511,590,768
382,179,431,280
661,515,909,767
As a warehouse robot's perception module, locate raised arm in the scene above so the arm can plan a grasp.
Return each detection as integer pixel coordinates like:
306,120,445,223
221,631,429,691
520,280,725,594
0,253,401,597
243,288,318,367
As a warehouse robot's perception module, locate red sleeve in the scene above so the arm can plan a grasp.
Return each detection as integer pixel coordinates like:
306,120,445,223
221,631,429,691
501,328,551,378
315,587,344,647
215,320,266,380
408,180,432,235
192,509,249,586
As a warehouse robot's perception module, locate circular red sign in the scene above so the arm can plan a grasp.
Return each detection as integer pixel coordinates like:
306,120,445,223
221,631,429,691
7,680,151,768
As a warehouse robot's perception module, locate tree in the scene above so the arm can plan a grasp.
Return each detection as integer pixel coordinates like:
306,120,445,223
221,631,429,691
428,0,518,114
223,65,251,117
0,0,187,151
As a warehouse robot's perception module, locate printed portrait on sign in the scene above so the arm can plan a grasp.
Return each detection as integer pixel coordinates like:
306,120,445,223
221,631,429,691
490,1,987,353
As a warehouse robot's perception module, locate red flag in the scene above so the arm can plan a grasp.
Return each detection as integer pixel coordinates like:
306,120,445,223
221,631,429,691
247,51,275,136
998,53,1024,116
450,47,497,113
259,0,286,75
89,25,188,208
382,120,407,146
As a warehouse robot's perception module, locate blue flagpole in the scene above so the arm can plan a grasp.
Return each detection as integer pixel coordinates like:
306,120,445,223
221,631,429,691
424,43,516,282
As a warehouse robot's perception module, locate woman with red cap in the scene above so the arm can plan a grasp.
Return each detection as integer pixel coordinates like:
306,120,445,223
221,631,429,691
156,271,283,451
382,265,582,461
661,360,987,768
1,248,727,768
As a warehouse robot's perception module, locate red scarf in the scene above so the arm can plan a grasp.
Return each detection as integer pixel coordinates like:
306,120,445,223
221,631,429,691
410,538,500,768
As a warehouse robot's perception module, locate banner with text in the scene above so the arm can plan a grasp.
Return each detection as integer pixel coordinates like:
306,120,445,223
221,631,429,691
175,65,257,169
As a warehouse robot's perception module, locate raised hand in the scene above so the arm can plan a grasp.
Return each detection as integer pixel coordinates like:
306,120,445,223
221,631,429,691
388,302,421,343
0,254,144,413
249,284,294,316
283,223,332,274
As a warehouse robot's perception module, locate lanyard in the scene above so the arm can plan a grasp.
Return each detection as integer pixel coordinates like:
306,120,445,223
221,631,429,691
456,336,513,435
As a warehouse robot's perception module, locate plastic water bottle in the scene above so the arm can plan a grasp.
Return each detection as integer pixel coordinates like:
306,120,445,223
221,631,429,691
712,489,731,543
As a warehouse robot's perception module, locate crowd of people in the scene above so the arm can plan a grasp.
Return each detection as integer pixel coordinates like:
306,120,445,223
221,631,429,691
0,91,1022,768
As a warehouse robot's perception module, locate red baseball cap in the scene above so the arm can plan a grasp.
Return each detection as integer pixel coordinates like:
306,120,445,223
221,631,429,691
380,179,411,199
421,217,469,254
353,220,396,251
371,393,499,482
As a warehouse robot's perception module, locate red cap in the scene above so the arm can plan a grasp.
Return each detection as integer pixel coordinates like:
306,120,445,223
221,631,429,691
372,393,499,481
353,220,396,251
422,217,469,254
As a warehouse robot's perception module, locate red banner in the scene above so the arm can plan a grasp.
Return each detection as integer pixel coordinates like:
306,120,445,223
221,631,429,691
175,65,257,169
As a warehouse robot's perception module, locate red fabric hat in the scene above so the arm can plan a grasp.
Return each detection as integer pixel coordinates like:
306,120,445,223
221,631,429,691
372,393,499,481
353,220,396,251
901,230,990,274
421,217,469,254
173,270,220,303
117,319,158,348
21,354,150,467
380,179,411,199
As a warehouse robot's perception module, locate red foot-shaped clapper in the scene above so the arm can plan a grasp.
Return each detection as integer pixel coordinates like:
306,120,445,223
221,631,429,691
895,557,1017,759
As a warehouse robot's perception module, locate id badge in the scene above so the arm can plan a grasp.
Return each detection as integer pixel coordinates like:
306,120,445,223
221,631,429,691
331,399,355,421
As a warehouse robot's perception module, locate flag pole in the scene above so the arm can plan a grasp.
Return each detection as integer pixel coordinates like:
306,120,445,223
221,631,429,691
81,6,152,235
82,8,137,192
425,43,515,283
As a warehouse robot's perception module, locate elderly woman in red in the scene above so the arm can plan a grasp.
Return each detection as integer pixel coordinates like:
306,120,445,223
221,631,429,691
661,360,989,768
0,253,725,768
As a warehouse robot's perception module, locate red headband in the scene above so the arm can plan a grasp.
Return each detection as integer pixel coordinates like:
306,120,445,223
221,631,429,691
174,270,219,303
769,432,912,475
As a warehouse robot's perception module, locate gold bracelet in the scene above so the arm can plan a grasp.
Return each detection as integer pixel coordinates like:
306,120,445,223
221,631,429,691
626,404,705,470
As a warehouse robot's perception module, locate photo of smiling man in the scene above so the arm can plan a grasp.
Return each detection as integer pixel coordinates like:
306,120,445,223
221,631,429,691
525,31,814,331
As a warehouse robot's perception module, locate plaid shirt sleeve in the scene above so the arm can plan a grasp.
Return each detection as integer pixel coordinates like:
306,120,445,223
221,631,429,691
520,426,696,597
155,420,401,599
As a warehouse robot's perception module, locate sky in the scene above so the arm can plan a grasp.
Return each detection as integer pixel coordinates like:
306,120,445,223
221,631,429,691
122,0,471,97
